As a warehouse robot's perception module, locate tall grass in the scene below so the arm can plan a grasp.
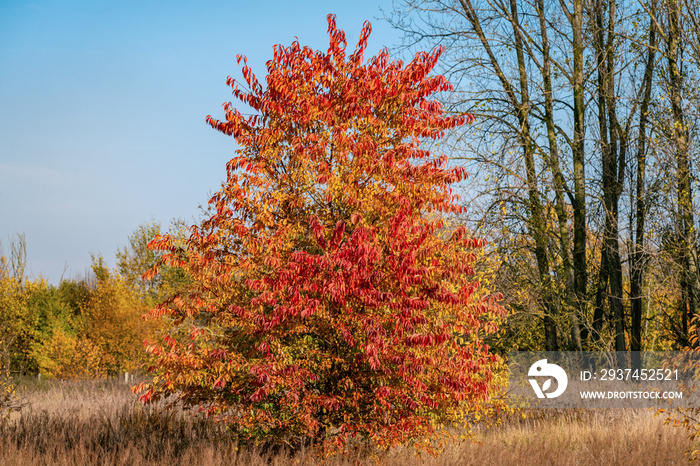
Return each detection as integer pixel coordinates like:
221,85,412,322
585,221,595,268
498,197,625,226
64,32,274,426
0,378,695,465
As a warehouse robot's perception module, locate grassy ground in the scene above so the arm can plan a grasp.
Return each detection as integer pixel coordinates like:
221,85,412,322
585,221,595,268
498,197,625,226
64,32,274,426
0,378,695,465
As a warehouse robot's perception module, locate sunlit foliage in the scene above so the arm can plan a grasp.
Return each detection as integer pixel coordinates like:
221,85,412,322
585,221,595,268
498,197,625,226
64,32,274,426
135,15,505,453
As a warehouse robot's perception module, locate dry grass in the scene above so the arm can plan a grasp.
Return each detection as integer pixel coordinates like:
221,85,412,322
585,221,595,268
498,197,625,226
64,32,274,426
0,378,696,465
444,409,694,465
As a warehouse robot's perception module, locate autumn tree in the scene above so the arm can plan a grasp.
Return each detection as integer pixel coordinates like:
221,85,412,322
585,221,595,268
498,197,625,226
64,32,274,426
77,257,155,376
116,220,191,307
116,221,163,304
136,15,505,452
28,256,157,378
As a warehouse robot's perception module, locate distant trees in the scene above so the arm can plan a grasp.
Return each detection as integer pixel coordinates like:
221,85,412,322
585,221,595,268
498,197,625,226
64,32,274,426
116,221,163,304
0,226,171,379
116,219,191,307
0,255,35,374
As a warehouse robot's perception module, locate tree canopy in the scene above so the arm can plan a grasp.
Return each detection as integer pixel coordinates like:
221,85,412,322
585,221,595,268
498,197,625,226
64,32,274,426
135,15,505,452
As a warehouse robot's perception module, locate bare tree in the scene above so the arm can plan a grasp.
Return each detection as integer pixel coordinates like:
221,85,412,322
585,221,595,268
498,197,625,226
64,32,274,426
390,0,690,351
8,233,27,285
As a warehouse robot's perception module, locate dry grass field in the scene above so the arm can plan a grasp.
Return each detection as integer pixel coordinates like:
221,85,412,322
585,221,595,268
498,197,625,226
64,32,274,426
0,378,695,465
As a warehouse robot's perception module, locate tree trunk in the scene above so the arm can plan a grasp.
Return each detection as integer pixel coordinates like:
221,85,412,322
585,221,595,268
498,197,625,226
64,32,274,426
630,5,657,352
569,0,589,334
667,0,700,340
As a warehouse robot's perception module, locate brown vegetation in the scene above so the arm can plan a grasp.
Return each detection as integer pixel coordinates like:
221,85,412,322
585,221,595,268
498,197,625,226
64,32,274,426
0,378,694,465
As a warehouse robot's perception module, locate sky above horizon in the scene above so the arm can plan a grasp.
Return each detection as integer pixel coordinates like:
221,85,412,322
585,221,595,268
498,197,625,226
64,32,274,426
0,0,407,284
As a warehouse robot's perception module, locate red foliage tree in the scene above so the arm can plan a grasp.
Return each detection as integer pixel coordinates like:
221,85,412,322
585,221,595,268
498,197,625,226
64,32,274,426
136,15,505,452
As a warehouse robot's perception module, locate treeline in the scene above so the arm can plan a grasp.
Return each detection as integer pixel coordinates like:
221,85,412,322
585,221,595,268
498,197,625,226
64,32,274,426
391,0,700,351
0,222,186,378
5,0,700,367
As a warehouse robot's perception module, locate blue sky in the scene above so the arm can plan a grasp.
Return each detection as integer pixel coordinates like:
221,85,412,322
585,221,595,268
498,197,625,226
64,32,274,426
0,0,406,283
